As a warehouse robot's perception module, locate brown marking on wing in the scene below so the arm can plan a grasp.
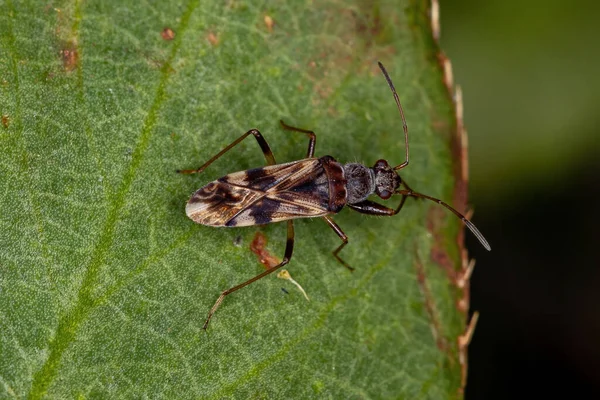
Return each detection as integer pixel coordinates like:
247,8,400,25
226,159,337,226
186,158,346,227
222,159,317,191
223,166,277,190
185,181,263,226
227,196,331,227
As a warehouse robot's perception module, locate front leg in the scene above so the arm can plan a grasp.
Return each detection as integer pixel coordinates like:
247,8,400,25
347,180,417,216
350,189,491,251
347,196,408,216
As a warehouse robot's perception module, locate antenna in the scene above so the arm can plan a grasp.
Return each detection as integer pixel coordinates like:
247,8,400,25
377,61,409,171
396,189,491,251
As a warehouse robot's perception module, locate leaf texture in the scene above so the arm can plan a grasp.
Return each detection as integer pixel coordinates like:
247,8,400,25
0,1,467,398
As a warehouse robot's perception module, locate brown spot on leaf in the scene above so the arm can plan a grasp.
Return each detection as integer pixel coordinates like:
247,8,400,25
299,4,398,110
250,232,280,269
161,27,176,41
431,117,450,132
52,5,80,73
60,45,78,72
414,254,449,353
1,115,10,128
264,15,274,33
427,206,458,282
314,82,333,100
354,5,382,47
207,32,219,46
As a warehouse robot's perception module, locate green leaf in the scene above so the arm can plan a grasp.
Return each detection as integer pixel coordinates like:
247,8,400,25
1,0,470,398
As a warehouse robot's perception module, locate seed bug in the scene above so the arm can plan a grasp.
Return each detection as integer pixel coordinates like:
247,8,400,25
178,62,491,329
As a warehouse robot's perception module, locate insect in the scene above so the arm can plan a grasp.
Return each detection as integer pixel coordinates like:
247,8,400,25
178,62,491,329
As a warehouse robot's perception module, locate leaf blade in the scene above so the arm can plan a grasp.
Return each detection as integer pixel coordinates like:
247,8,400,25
0,1,468,398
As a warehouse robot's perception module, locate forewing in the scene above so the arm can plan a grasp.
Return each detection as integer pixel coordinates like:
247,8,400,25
185,181,263,226
226,159,332,227
221,159,317,192
186,159,331,227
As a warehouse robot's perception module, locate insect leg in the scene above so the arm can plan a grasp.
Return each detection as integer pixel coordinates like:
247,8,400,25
279,119,317,158
348,188,491,250
177,129,276,174
347,180,415,216
322,216,353,272
347,199,402,216
202,220,295,330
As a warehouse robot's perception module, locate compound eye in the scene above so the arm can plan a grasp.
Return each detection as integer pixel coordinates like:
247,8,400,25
378,190,392,200
374,159,388,170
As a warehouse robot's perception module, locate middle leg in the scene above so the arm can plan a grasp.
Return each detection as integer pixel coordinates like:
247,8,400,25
322,216,353,272
279,119,317,158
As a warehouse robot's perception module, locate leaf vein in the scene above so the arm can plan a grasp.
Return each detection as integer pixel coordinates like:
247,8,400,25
26,1,200,397
209,251,393,399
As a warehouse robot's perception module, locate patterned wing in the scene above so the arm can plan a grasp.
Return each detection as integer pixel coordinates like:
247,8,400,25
186,159,332,227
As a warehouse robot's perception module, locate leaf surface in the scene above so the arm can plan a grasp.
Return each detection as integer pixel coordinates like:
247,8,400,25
0,1,468,398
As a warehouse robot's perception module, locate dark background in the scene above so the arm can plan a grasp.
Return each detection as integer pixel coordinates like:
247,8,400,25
441,1,600,398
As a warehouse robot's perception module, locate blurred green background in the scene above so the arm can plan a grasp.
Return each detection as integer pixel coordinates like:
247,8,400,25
441,0,600,398
444,0,600,205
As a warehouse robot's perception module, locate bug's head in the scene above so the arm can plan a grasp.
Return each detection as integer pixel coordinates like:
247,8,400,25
372,159,401,200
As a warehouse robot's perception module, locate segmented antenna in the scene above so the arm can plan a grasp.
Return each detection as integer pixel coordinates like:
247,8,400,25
377,61,409,171
396,189,491,251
